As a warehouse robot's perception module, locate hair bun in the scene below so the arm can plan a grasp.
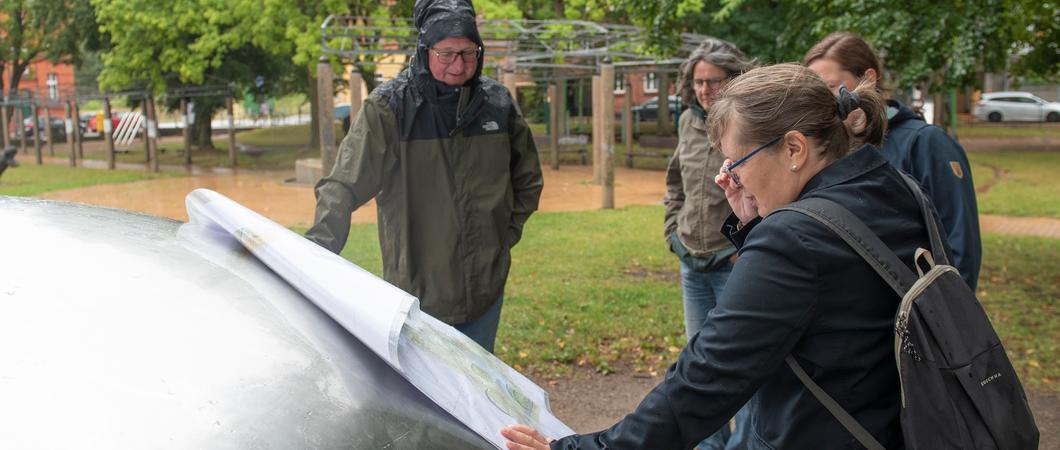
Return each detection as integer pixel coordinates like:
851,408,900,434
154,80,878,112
836,85,861,120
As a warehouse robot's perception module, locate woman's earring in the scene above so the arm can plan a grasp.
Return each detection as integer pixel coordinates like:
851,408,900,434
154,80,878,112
791,165,798,171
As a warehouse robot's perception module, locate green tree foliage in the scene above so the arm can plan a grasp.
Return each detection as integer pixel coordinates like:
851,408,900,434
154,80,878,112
1008,0,1059,83
0,0,94,99
92,0,307,148
699,0,1056,89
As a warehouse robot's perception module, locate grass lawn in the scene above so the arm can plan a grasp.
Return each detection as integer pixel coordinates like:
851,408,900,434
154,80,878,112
330,206,1058,391
975,233,1060,392
0,163,182,197
968,151,1060,218
235,123,342,149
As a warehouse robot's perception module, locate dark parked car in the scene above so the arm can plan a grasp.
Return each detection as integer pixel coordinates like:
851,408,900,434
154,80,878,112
632,95,681,122
0,197,495,449
21,116,68,142
79,113,95,134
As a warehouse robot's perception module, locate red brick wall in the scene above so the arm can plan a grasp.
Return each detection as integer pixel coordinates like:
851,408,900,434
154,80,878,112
4,59,77,118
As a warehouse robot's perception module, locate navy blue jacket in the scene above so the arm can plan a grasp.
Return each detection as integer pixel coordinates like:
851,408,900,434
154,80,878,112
881,101,981,290
551,147,934,449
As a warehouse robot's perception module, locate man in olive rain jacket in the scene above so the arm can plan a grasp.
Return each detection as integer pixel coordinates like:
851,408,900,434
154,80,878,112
306,0,543,353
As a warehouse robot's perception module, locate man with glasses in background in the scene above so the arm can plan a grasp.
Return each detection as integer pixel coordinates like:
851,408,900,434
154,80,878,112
307,0,543,353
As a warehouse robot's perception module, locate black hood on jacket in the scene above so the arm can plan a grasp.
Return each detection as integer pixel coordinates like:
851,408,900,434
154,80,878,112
411,0,485,86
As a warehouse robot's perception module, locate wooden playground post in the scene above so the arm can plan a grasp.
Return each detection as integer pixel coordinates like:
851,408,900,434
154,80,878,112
16,108,27,154
226,96,237,168
64,101,76,167
591,74,602,185
31,102,42,165
72,101,83,162
1,100,9,149
103,96,116,169
502,58,518,112
181,97,192,167
623,78,634,168
146,94,160,173
548,82,560,170
317,57,337,176
600,62,615,209
657,70,672,137
44,105,55,156
557,78,567,137
141,99,151,168
348,68,363,125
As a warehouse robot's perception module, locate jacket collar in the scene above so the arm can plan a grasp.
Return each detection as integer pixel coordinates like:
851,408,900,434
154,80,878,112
799,144,888,197
690,102,707,120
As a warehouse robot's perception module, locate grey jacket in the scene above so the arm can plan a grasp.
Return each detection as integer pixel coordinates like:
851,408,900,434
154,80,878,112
663,106,734,258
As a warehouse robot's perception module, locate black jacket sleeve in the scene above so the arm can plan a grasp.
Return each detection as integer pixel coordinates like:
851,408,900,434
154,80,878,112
551,213,820,449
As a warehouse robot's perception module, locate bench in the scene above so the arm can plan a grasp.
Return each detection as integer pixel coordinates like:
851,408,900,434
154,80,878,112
625,135,676,168
534,134,591,165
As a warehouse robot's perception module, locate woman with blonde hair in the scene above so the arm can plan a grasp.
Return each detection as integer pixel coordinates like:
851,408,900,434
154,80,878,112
502,63,930,449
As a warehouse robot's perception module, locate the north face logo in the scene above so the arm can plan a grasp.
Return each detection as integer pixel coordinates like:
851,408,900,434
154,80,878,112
482,121,499,131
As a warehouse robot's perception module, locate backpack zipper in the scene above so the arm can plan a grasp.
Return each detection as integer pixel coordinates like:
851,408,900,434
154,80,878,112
894,264,959,407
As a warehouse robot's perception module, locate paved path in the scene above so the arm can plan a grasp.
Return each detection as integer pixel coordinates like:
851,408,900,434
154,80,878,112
980,214,1060,239
37,164,668,229
25,157,1060,238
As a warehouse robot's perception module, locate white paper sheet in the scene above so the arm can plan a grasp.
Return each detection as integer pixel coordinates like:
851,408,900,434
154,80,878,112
184,189,574,448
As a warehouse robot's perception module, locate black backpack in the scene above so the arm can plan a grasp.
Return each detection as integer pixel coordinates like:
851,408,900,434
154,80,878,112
777,174,1039,449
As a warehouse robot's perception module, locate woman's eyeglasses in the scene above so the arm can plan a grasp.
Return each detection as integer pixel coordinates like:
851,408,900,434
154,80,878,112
429,47,481,64
723,131,816,188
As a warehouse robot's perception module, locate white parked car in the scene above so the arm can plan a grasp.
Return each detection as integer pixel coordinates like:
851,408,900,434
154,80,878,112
975,91,1060,123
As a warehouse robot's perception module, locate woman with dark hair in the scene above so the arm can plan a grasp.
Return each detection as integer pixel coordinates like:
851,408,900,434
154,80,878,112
502,63,925,450
804,31,981,291
664,38,756,449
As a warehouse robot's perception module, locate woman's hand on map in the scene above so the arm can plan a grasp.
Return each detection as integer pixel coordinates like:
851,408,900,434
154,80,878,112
501,424,550,450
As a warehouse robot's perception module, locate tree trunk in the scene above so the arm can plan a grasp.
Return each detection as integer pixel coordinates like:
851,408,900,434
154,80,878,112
933,91,949,134
193,107,215,150
308,67,320,150
1,64,7,134
8,61,29,102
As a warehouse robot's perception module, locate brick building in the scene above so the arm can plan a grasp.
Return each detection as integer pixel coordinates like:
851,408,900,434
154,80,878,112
5,58,77,114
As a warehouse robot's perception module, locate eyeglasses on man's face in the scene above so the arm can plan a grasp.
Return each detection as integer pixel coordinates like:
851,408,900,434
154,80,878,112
693,77,728,90
429,46,481,64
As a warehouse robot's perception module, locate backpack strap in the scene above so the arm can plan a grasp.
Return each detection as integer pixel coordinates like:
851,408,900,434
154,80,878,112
898,173,950,266
776,197,917,297
774,197,925,450
785,356,886,450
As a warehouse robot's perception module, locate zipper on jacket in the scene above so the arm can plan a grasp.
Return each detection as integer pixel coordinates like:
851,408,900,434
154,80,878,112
449,87,469,137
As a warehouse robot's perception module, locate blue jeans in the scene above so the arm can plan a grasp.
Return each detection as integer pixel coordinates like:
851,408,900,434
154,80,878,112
454,296,503,353
680,259,750,450
680,258,733,338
